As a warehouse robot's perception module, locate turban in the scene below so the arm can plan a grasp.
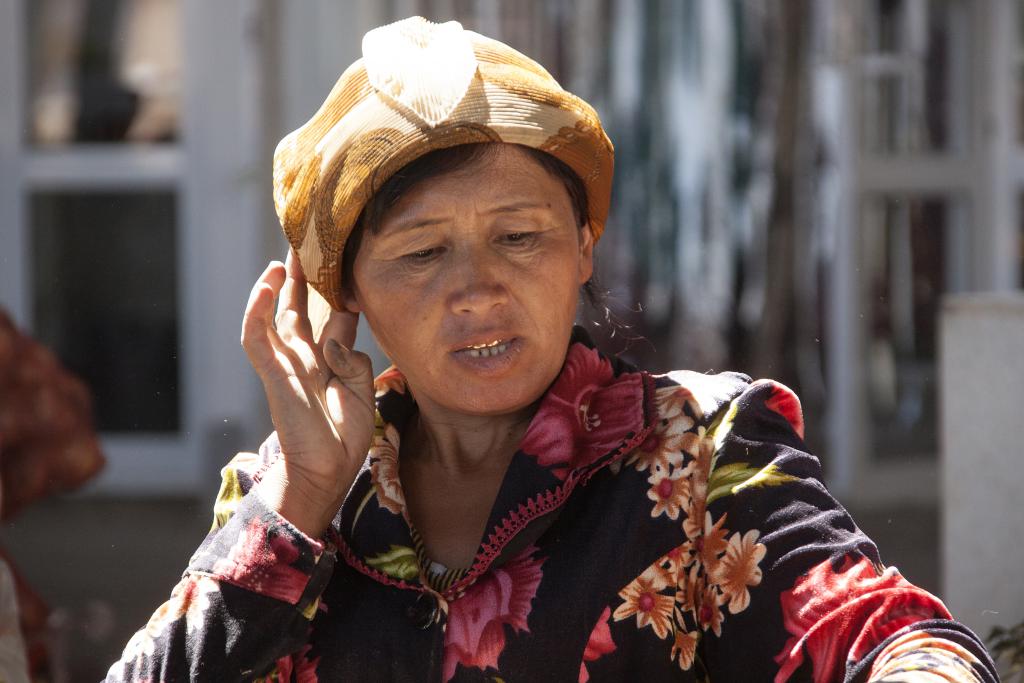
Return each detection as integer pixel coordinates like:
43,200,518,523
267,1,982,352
272,16,614,311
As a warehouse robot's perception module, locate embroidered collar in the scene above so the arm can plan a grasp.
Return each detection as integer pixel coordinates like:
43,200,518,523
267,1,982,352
334,327,656,599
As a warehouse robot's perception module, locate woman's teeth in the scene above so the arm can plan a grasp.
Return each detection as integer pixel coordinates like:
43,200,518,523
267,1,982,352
465,341,510,358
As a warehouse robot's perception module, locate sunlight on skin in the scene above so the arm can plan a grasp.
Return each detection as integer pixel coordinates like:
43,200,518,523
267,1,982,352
344,144,594,472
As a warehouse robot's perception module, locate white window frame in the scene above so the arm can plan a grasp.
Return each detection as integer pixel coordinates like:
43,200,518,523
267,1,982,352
824,0,1018,505
0,0,270,495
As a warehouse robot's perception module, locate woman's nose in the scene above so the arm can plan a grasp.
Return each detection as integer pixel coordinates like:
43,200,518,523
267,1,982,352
446,246,509,315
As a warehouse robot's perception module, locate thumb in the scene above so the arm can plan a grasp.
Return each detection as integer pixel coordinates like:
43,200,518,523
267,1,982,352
323,339,375,419
324,338,373,381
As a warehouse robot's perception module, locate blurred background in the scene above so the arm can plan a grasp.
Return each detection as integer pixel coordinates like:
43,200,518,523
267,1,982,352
1,0,1023,679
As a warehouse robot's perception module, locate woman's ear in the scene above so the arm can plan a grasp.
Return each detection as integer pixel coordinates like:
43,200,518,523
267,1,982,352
577,223,595,285
340,283,363,314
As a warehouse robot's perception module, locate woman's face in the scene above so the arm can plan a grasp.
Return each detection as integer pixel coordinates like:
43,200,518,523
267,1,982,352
346,144,594,417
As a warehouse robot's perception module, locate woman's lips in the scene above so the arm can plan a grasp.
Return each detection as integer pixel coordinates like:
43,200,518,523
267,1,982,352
459,339,512,357
450,337,522,371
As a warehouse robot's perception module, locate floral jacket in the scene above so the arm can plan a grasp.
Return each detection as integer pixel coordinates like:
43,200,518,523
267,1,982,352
106,330,998,682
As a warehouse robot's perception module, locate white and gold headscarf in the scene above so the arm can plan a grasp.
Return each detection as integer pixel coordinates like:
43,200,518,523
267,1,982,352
272,16,614,312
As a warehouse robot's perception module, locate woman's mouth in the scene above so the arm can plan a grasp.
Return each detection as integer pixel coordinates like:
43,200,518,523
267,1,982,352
451,337,522,371
461,339,511,358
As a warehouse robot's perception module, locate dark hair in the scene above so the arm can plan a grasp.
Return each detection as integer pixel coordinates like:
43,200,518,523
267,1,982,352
340,143,600,308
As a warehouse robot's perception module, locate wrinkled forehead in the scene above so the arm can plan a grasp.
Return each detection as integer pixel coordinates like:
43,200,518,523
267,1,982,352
393,147,567,207
368,143,582,235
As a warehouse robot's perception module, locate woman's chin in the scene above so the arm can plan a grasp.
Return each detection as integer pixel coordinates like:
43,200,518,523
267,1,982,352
399,337,566,417
424,378,545,418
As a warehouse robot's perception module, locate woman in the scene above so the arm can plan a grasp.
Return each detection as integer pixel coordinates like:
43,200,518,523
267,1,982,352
107,17,997,682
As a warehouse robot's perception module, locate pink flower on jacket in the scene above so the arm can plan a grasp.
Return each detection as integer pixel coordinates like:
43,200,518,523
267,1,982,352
578,606,616,683
211,517,310,605
442,545,546,682
519,345,645,479
774,554,952,683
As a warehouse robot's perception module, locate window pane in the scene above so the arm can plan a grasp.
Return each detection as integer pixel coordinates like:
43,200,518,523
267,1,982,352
870,0,906,53
862,0,965,154
862,196,961,459
32,191,179,432
26,0,181,145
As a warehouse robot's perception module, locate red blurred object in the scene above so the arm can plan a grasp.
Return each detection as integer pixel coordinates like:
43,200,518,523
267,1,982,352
0,308,105,679
0,309,105,519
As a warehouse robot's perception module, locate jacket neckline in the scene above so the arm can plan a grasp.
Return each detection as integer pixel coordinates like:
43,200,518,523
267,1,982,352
333,327,656,599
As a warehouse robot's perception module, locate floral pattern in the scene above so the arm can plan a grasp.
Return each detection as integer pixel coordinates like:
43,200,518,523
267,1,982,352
613,566,676,639
646,468,689,520
679,427,717,541
117,576,219,669
106,332,997,683
210,516,312,604
774,554,955,683
519,345,645,479
442,545,545,682
612,377,801,673
866,630,982,682
711,530,767,614
369,423,405,516
628,386,695,473
671,629,700,671
654,385,700,425
578,607,616,683
757,378,805,439
613,509,764,667
373,366,407,398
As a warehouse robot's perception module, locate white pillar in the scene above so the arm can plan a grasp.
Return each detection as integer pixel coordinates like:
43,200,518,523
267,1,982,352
940,293,1024,638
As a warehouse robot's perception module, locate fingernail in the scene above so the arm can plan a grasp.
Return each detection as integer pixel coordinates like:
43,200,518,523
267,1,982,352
326,339,348,361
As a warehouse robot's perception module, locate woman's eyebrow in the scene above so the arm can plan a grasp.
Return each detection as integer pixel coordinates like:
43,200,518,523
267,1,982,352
384,202,551,235
383,216,448,235
485,201,550,215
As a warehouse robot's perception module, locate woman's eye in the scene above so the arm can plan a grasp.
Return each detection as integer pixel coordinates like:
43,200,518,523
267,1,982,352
502,232,536,245
404,247,441,261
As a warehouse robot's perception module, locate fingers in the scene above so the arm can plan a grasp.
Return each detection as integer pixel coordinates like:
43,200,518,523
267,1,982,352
323,339,372,382
276,250,315,343
277,249,308,316
319,308,360,353
243,257,362,402
323,341,376,423
241,262,286,370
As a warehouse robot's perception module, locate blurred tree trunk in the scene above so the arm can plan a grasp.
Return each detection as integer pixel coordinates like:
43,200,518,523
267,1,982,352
745,0,808,381
556,0,827,418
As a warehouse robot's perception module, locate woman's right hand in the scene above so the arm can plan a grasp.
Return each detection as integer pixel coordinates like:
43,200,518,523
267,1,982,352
240,250,375,537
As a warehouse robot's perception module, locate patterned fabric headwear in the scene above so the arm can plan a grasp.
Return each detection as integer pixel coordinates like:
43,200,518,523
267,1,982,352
272,16,614,312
